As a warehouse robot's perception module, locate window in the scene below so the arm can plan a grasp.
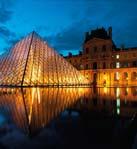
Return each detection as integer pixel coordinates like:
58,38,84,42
123,72,128,80
131,72,137,80
102,45,106,52
123,62,128,68
114,72,120,81
131,88,137,96
116,62,120,68
85,64,88,69
133,53,136,57
80,64,84,69
94,46,97,52
110,63,114,68
93,62,97,69
124,54,127,58
85,48,89,54
116,54,120,59
103,62,106,69
133,61,137,67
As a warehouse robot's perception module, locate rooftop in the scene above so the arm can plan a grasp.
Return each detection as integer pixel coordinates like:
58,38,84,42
84,27,112,43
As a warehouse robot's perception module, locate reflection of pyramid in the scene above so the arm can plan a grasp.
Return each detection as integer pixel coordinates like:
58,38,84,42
0,32,89,86
0,87,87,135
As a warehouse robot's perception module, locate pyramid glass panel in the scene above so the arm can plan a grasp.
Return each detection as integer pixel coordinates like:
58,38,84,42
0,32,89,86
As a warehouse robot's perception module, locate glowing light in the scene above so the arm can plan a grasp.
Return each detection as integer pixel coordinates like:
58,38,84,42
116,98,120,107
116,72,120,80
116,87,120,97
116,62,120,68
37,88,41,104
117,108,120,115
0,32,89,86
116,54,120,59
103,87,108,94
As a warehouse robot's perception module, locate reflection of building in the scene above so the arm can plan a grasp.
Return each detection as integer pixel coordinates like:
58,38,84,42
0,87,136,134
0,88,86,135
0,32,89,86
73,87,137,117
65,27,137,86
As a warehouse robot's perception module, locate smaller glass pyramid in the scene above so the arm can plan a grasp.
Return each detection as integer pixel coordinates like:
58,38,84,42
0,32,89,86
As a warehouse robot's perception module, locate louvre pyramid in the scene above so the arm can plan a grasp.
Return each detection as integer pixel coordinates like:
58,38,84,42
0,32,89,86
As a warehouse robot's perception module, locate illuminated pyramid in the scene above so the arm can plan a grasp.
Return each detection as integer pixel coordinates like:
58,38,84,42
0,32,89,86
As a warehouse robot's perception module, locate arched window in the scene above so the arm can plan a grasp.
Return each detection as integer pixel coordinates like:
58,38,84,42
131,72,137,80
123,88,128,96
123,72,128,80
114,72,120,81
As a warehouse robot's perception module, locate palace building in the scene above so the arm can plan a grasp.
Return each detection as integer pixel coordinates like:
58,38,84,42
65,27,137,86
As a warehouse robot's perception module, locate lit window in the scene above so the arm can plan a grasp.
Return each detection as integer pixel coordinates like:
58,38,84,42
116,62,120,68
124,72,128,80
80,64,83,69
116,54,119,59
115,72,120,80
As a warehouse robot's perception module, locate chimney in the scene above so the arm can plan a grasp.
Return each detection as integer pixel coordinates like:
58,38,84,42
108,26,112,39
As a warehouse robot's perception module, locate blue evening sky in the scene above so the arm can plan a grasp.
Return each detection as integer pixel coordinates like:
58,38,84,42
0,0,137,55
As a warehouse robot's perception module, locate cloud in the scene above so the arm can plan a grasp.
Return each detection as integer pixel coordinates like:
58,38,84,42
0,9,12,23
0,26,17,48
44,19,93,54
0,26,15,39
0,26,20,53
0,0,15,23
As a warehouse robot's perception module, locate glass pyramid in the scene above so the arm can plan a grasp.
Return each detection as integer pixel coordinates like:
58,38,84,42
0,32,89,86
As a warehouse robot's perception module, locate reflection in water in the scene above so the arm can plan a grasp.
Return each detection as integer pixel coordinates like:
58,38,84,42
73,87,137,118
0,87,87,135
0,87,137,136
116,87,120,115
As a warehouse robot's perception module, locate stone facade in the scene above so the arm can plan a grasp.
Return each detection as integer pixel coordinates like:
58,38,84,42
65,27,137,86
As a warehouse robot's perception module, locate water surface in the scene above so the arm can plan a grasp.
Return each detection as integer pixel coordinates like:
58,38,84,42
0,87,136,149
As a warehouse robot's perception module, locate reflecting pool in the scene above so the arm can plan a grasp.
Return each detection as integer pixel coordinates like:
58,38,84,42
0,87,137,149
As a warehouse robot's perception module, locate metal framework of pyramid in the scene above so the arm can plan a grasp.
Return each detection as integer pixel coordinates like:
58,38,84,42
0,32,89,86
